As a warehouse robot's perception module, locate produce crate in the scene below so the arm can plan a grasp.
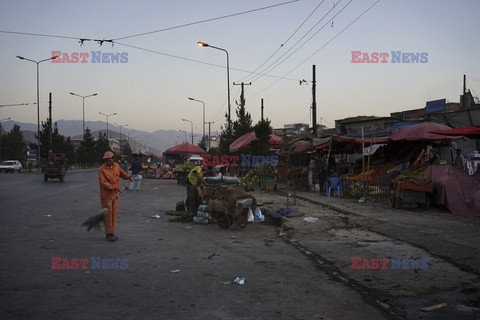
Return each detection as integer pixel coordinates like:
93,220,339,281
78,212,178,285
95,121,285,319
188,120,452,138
261,174,277,191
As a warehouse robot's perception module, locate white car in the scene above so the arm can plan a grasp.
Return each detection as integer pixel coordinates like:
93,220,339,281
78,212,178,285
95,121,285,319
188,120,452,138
0,160,22,173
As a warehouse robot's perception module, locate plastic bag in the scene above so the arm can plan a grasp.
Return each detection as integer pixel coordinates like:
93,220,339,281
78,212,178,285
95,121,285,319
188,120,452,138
254,207,264,222
247,208,254,222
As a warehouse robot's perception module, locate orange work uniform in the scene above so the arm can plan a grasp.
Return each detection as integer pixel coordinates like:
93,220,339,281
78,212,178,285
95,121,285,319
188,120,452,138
99,162,131,235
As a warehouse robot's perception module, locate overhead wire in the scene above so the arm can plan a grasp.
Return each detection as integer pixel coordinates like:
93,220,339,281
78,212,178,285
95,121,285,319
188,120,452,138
238,0,325,83
113,0,300,41
248,0,380,99
250,0,347,84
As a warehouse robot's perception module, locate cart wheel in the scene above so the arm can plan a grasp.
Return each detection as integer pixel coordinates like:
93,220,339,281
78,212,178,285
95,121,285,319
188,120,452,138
226,214,237,230
236,213,247,228
216,213,228,229
44,174,48,182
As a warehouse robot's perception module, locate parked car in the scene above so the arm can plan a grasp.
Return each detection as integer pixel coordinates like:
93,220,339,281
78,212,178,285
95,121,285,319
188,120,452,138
0,160,23,173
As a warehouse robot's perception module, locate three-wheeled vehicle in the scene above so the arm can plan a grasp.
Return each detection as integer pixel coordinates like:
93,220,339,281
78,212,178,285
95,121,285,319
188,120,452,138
42,153,68,182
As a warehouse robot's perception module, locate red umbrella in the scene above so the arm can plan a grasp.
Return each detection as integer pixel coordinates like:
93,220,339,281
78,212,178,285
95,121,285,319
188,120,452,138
229,131,283,153
289,140,313,154
389,122,462,142
164,143,205,154
430,126,480,139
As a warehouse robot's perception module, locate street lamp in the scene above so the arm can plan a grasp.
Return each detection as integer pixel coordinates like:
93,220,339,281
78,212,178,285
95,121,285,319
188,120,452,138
177,129,187,143
181,118,194,144
114,122,128,155
98,112,117,139
188,97,205,139
0,117,12,161
197,41,231,131
16,54,59,162
70,92,98,137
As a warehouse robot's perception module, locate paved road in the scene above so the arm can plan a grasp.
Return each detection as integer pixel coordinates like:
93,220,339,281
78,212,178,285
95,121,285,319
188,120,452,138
0,171,388,320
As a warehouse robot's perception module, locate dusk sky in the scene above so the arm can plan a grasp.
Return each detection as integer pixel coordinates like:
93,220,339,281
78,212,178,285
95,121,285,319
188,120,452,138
1,0,479,135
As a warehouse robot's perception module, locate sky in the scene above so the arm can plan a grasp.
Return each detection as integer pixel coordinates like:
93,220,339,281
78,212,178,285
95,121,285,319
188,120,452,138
0,0,479,137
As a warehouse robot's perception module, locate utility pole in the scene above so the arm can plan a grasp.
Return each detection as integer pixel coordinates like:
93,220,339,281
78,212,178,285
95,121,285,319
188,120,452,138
233,82,252,109
206,121,214,151
261,98,264,121
312,65,317,138
48,93,52,154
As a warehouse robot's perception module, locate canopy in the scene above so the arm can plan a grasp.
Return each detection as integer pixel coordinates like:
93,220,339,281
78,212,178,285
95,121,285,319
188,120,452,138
426,165,480,218
229,131,283,153
430,126,480,139
312,136,390,153
389,122,462,142
164,143,205,155
279,140,313,156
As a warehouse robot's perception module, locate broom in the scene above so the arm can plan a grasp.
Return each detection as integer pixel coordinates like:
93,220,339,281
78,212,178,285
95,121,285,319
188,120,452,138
82,184,128,231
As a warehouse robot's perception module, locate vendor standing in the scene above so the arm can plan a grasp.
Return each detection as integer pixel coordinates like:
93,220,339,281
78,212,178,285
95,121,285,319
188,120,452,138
454,149,466,170
186,164,207,215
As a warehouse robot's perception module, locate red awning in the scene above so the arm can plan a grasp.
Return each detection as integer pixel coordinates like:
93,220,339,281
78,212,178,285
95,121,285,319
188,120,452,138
430,126,480,139
389,122,462,142
164,143,205,155
229,131,283,153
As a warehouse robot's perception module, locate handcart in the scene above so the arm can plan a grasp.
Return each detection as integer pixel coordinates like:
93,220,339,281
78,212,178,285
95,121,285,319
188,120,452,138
390,177,433,209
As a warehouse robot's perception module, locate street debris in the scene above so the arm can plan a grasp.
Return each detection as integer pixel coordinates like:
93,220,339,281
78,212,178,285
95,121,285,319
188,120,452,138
152,214,161,219
303,217,319,223
170,269,181,274
421,302,448,312
233,276,245,285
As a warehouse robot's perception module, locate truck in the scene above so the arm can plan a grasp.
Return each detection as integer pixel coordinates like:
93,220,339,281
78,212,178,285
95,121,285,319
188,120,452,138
42,153,68,182
0,160,23,173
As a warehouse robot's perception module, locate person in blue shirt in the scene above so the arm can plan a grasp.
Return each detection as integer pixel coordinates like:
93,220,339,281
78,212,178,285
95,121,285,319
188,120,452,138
128,158,143,191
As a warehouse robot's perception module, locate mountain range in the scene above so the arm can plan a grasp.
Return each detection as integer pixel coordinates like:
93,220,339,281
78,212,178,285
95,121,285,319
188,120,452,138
0,119,204,154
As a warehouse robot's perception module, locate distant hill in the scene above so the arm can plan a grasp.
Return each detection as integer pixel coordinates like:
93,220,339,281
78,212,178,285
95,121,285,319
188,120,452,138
0,120,202,154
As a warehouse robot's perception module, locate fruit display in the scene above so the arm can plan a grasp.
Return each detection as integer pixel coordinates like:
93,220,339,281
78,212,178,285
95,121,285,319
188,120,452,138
173,162,195,173
240,165,279,191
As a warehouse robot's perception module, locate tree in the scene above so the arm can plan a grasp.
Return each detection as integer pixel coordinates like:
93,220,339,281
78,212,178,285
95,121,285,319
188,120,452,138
232,89,253,139
198,136,207,152
219,88,253,155
251,118,272,156
76,129,97,168
38,121,75,163
123,142,132,159
1,124,27,162
218,120,235,155
95,131,111,161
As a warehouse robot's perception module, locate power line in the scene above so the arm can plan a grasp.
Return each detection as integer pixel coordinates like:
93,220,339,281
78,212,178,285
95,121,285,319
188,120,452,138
113,0,300,41
250,0,347,83
114,41,300,82
248,0,380,99
238,0,325,83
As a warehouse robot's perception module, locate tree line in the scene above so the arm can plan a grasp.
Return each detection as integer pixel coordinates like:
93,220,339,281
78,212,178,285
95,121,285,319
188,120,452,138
0,120,132,168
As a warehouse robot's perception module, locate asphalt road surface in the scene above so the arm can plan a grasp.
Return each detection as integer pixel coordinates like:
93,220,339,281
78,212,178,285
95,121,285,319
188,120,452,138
0,170,389,320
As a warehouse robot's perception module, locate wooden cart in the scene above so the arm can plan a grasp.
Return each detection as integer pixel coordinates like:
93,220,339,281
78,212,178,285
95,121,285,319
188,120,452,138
390,179,433,209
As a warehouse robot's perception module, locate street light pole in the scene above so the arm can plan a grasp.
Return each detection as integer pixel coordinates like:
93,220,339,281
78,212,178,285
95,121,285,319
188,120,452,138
177,129,187,143
70,92,98,137
16,54,58,163
114,122,128,155
197,41,231,131
98,112,117,140
181,118,194,144
188,97,205,139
